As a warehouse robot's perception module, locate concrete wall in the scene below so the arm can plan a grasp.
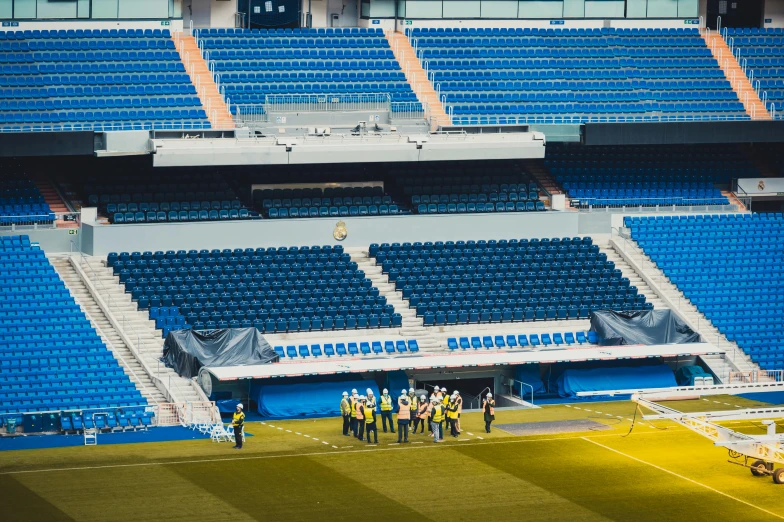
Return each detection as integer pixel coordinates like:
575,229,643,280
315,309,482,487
0,228,81,253
81,211,579,256
211,0,236,27
765,0,784,27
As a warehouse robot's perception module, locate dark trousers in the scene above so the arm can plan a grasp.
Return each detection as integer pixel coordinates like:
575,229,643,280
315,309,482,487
412,417,423,433
450,418,459,436
342,415,351,436
357,420,365,440
350,417,358,437
428,418,433,433
233,425,243,448
445,417,451,434
485,420,492,433
365,422,378,443
380,411,395,432
397,421,409,442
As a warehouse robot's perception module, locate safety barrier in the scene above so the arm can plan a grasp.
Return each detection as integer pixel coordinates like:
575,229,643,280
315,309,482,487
0,212,79,230
572,198,741,213
728,370,784,384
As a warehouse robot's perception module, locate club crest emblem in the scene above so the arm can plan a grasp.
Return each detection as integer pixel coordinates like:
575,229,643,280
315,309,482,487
333,221,347,241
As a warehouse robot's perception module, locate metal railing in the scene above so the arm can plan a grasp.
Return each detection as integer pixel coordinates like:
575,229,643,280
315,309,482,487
0,212,79,230
0,121,212,133
447,113,758,126
572,198,741,212
266,93,391,113
510,379,535,405
728,370,784,384
390,101,426,120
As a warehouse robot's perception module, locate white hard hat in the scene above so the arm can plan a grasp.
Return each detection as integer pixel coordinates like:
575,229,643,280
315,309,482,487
342,391,348,397
421,394,427,401
454,390,460,395
441,387,447,392
409,388,415,392
366,388,373,395
360,395,366,400
401,389,407,395
434,386,440,391
486,392,493,398
351,388,358,394
237,403,243,409
383,388,388,394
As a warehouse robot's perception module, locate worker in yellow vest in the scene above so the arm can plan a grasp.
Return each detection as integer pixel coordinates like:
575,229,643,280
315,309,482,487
441,388,451,434
361,396,378,444
349,388,359,438
413,394,428,434
340,391,352,437
407,388,418,432
396,389,410,443
379,388,395,433
448,393,460,437
454,390,463,434
231,403,245,450
426,394,435,436
483,392,496,433
356,394,366,440
430,397,445,443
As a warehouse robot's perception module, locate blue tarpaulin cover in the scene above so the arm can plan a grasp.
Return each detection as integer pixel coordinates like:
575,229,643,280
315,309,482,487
216,399,242,413
513,365,546,395
556,364,676,398
251,379,381,419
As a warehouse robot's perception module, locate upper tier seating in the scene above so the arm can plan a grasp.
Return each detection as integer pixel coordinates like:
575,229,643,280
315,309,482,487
1,172,55,225
0,235,147,415
546,144,751,207
391,161,545,213
628,213,784,370
82,172,255,224
196,27,419,109
369,237,650,325
725,28,784,119
0,29,209,132
109,245,401,336
411,27,745,124
253,185,406,219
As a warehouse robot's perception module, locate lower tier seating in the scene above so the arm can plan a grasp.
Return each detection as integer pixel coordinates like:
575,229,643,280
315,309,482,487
628,213,784,370
1,171,55,225
0,235,147,415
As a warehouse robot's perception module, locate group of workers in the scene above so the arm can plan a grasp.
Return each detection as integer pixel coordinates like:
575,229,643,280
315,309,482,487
340,386,496,444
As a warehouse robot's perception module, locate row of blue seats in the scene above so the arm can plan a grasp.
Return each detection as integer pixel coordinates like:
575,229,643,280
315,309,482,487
421,303,651,325
109,245,346,263
0,29,170,39
436,70,726,81
0,84,196,99
5,97,201,111
448,331,598,349
1,63,184,75
409,27,698,36
192,313,403,334
436,78,730,90
112,210,251,224
416,202,545,213
0,109,207,124
261,196,394,208
423,48,711,60
17,40,174,51
5,51,180,62
445,92,736,102
1,72,190,86
267,205,403,219
202,38,388,48
431,58,718,71
0,122,211,132
61,411,154,431
371,237,591,254
196,27,383,35
726,28,784,35
416,37,704,48
209,50,394,58
106,200,241,213
411,192,538,203
274,340,419,359
214,60,400,71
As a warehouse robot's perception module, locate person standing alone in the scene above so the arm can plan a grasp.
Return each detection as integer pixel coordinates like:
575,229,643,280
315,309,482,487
232,403,245,449
430,397,444,443
396,389,410,443
483,392,496,433
379,388,395,433
340,391,352,436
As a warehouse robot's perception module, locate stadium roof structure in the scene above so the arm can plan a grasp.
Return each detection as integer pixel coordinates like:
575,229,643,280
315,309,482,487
203,342,721,381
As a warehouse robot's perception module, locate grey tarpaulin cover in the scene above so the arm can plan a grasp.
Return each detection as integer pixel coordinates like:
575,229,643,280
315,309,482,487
163,328,279,378
589,310,702,346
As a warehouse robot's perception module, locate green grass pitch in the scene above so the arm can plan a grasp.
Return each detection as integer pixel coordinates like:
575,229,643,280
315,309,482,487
1,396,783,522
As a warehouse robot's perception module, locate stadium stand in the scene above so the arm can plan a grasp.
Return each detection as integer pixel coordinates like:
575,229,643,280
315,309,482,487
627,213,784,370
0,235,147,421
1,172,55,226
196,27,419,111
80,172,254,223
545,144,754,207
369,237,650,326
411,27,746,124
254,185,405,219
0,28,209,131
108,245,402,336
726,28,784,119
391,160,546,214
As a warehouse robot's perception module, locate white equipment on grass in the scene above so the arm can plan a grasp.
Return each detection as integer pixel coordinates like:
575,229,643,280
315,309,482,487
635,394,784,484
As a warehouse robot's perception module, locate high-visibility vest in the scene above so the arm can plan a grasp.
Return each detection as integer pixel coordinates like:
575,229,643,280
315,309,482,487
483,399,495,416
417,402,428,419
447,403,458,420
367,398,376,412
409,394,418,411
397,397,410,420
425,402,434,416
380,395,393,411
340,398,351,416
364,405,375,424
443,394,451,407
232,411,245,427
350,396,358,418
456,397,463,414
356,402,365,420
431,404,445,423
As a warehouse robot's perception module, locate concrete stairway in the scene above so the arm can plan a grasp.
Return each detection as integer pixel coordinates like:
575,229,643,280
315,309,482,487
598,242,667,311
607,237,758,377
524,159,563,196
49,256,168,405
386,31,451,131
349,248,441,353
704,32,771,120
28,175,78,228
174,33,235,129
70,255,205,404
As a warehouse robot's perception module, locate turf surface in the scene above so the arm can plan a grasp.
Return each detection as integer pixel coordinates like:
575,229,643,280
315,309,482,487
2,399,783,522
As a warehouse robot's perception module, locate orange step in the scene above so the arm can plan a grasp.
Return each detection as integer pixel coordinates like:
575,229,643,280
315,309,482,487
173,33,235,129
703,32,771,120
28,175,79,228
386,32,451,131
